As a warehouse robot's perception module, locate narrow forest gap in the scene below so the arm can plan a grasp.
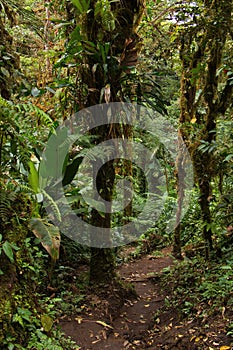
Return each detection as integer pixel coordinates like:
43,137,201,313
60,248,174,350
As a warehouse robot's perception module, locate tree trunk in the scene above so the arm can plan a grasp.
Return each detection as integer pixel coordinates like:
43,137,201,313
89,152,116,282
177,0,232,259
0,192,37,345
83,0,145,284
173,132,185,259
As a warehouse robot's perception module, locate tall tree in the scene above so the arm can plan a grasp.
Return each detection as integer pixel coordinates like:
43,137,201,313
87,0,145,283
59,0,146,283
175,0,233,258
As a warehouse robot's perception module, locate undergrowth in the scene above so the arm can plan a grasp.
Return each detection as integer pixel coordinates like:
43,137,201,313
160,249,233,326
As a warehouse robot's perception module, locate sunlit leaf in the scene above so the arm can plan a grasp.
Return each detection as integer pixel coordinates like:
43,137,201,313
96,320,113,329
28,160,39,193
75,316,83,324
41,314,53,332
1,67,10,77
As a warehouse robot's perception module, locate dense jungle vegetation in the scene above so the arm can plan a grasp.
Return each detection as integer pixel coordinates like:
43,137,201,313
0,0,232,349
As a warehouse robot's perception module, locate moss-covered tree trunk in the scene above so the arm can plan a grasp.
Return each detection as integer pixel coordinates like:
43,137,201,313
173,132,185,259
177,0,232,258
77,0,145,283
0,191,38,346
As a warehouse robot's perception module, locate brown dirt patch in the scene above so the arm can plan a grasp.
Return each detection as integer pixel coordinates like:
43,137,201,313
60,248,173,349
59,248,233,349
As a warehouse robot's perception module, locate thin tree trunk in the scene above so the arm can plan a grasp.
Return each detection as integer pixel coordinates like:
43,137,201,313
89,154,116,283
173,132,185,259
44,0,52,82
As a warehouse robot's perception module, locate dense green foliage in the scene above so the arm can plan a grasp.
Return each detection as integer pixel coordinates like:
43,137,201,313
0,0,232,348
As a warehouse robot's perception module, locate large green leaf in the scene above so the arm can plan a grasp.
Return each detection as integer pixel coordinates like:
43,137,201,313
62,156,83,186
39,126,69,182
30,218,61,261
2,241,14,263
71,0,90,13
28,160,39,193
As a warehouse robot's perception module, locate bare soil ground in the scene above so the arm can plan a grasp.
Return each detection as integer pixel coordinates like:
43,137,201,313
59,248,233,350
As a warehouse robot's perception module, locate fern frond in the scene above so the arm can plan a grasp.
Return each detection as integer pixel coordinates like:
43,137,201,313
16,183,35,194
18,103,54,128
0,96,13,108
0,187,17,221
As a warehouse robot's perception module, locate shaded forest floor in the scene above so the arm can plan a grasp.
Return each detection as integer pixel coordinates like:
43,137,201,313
59,247,233,350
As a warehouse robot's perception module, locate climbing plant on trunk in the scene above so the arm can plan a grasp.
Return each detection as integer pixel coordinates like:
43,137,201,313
175,0,233,258
63,0,146,283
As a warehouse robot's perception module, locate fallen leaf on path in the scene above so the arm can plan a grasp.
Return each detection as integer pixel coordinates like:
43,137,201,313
96,320,113,329
221,306,226,319
101,330,107,340
75,316,83,324
164,323,172,331
189,329,196,334
195,336,203,342
220,346,231,350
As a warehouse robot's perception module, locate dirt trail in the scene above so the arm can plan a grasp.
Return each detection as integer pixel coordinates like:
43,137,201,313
60,249,173,350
